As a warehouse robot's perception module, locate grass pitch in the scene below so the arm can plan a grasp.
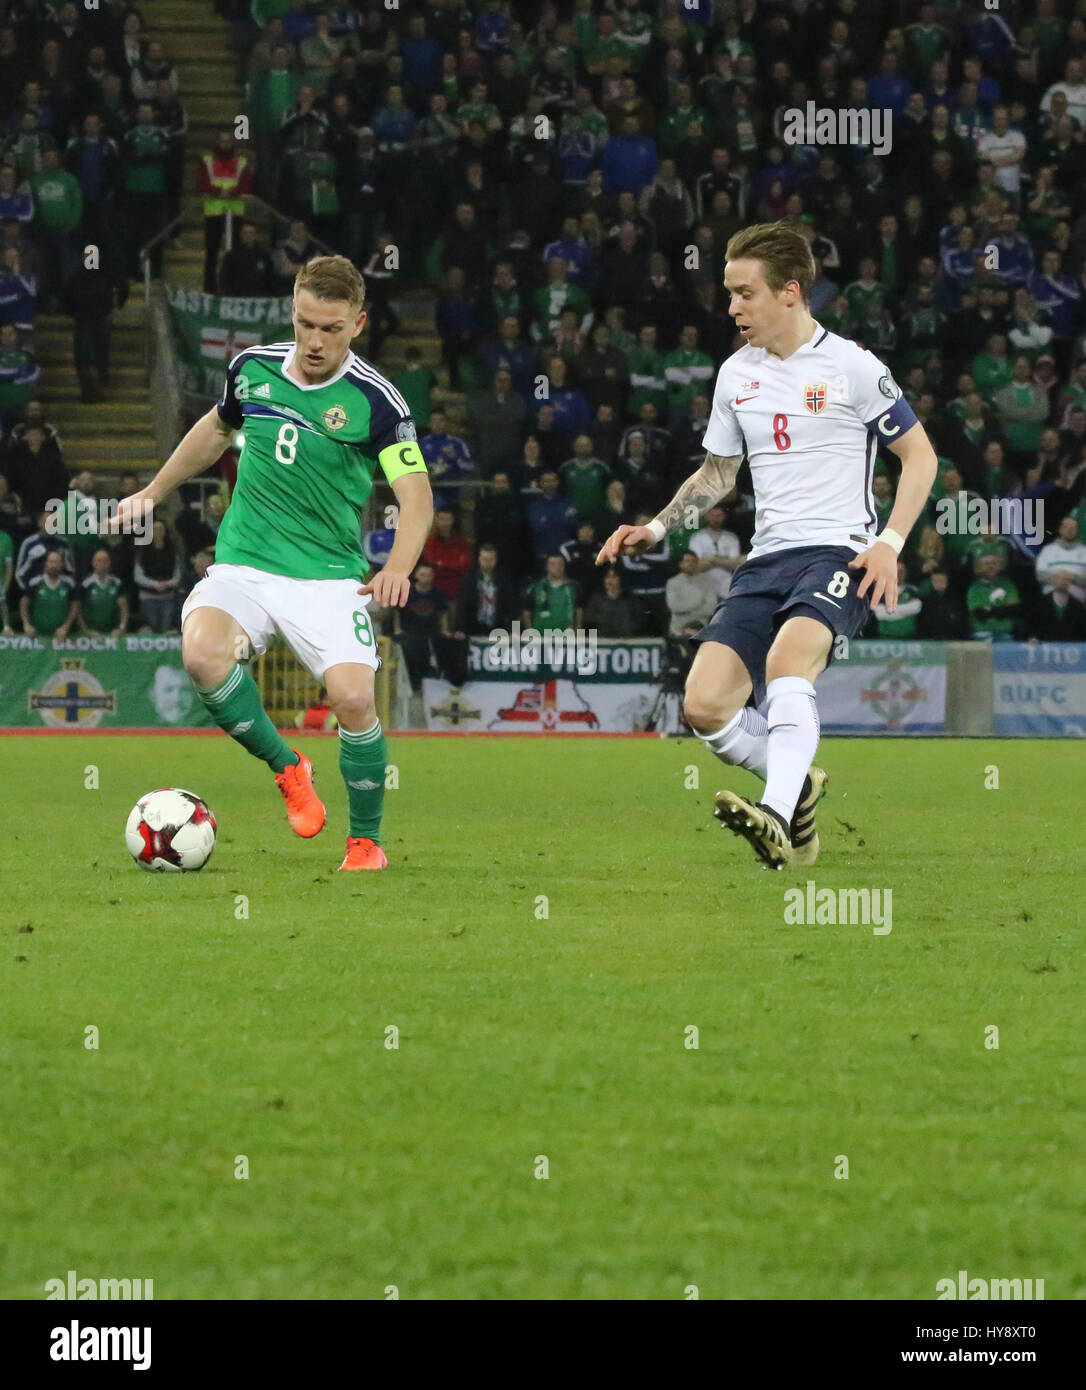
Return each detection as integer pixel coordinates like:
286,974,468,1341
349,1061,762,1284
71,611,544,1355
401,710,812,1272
1,733,1082,1300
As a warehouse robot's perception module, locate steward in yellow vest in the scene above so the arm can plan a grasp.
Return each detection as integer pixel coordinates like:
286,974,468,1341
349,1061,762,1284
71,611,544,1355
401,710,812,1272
198,132,254,292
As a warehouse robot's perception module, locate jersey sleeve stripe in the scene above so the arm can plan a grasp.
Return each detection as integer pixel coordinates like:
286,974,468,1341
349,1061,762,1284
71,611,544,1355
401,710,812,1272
227,345,292,370
347,362,411,417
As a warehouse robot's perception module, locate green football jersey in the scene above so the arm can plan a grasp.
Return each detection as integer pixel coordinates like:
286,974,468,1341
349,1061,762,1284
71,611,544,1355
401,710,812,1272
530,578,578,630
216,342,428,582
968,576,1019,637
28,574,75,634
81,573,122,631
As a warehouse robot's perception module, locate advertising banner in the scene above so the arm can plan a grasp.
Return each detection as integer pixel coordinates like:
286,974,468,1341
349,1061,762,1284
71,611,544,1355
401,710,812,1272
0,636,212,729
992,643,1086,736
420,638,950,734
422,637,664,732
816,641,948,734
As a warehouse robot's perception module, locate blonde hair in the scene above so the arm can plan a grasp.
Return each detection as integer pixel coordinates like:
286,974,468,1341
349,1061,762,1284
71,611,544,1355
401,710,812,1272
725,221,816,302
294,254,366,309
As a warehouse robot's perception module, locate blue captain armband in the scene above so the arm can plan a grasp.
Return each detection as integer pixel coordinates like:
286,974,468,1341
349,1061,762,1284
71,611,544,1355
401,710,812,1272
866,397,918,442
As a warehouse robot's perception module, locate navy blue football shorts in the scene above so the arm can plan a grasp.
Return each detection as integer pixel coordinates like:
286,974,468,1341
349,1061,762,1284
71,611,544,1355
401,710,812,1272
692,544,872,704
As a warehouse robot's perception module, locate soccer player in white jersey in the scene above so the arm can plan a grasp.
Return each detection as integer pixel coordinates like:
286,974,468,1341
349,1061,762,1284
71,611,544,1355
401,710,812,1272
598,223,938,868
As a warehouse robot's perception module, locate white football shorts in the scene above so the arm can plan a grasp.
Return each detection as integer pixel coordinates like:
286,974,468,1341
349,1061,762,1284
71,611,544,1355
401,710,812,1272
181,562,380,677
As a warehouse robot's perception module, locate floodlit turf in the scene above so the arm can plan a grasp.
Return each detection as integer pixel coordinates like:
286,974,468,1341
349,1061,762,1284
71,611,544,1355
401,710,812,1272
1,733,1083,1300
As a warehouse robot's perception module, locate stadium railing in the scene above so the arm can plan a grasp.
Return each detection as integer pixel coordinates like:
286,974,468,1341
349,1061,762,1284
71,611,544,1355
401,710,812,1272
139,214,185,344
253,635,397,730
147,282,184,463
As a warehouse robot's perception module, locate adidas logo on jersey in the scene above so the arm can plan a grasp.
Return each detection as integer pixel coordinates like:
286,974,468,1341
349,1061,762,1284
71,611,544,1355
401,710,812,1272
252,382,271,398
348,778,381,790
231,720,254,734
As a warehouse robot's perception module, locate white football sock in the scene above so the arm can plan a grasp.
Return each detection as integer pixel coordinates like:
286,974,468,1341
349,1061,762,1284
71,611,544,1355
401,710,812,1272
696,705,769,779
763,676,820,825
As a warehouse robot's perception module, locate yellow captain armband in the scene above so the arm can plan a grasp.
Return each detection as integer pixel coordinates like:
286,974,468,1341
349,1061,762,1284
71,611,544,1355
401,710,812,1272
378,439,428,481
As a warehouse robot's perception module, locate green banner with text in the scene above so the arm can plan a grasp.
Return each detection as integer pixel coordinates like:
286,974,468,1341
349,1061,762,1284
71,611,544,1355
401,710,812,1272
166,287,293,400
0,636,212,729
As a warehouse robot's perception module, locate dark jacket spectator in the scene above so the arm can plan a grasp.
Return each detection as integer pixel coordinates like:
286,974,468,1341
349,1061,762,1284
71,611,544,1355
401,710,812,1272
1028,582,1086,640
473,472,529,577
466,370,527,476
584,568,641,637
441,201,489,289
5,428,68,516
559,522,602,604
918,570,970,638
218,221,275,296
575,324,629,415
453,549,517,635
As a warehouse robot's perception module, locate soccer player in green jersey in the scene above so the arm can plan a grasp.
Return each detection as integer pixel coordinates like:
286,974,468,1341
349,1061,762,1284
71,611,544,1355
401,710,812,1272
114,256,433,870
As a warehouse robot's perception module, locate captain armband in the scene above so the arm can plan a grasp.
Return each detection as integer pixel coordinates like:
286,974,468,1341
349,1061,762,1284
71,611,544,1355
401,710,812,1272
378,439,428,482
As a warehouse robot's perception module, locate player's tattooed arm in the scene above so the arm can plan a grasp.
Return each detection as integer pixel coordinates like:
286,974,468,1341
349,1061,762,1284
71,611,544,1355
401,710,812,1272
651,451,743,536
595,451,743,564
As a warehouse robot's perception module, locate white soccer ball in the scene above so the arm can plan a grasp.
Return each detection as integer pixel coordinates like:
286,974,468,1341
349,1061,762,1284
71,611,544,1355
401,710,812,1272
125,788,217,872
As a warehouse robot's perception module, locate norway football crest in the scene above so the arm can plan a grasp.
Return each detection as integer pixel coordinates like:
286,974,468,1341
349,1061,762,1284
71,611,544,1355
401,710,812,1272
804,382,827,414
322,403,349,431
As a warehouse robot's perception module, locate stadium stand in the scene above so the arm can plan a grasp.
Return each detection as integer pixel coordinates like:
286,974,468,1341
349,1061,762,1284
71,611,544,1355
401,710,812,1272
4,0,1086,651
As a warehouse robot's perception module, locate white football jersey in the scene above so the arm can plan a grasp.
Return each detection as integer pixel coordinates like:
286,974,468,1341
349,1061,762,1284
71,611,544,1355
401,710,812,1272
702,322,917,559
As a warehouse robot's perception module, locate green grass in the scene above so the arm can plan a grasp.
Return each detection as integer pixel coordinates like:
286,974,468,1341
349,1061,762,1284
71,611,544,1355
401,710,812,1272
1,734,1083,1300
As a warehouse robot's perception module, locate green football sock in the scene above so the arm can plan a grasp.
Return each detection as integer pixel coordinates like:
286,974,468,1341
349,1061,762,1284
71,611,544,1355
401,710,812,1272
339,720,386,841
197,664,298,773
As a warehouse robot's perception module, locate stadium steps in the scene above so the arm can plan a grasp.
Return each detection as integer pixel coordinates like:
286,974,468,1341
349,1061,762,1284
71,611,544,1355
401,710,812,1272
139,0,241,152
33,0,238,483
37,303,160,477
140,0,242,292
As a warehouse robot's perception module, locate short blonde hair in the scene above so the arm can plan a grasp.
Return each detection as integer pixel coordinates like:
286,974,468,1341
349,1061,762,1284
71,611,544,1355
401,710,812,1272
294,254,366,310
725,221,816,302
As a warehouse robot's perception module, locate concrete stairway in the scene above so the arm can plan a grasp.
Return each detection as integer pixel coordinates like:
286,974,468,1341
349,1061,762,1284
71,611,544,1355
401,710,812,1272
141,0,241,292
39,0,237,478
36,298,159,476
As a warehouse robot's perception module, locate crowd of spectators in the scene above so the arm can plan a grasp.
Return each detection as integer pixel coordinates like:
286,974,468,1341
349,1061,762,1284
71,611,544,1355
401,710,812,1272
0,0,182,408
12,1,1086,664
0,0,195,637
0,434,224,637
254,0,1086,685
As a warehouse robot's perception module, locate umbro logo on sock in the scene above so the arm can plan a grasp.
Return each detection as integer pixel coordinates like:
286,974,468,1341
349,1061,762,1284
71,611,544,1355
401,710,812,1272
348,778,380,790
231,720,254,734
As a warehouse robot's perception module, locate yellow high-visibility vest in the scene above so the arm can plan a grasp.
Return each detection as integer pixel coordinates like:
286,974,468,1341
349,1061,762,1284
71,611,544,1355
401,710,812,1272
202,153,249,217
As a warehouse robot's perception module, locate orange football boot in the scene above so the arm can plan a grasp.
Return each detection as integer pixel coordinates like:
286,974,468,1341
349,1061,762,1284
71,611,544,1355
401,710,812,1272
338,837,389,870
274,750,326,837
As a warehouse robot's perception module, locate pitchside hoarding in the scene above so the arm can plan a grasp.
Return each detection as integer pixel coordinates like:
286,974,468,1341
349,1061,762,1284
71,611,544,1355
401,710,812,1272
992,643,1086,736
421,639,951,734
0,637,212,729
